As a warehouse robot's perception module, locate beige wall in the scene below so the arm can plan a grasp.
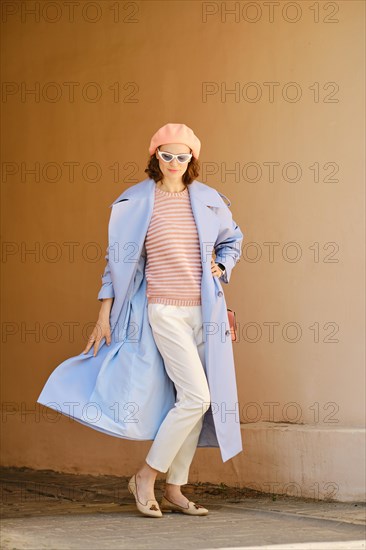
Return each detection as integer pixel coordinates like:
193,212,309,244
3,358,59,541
1,1,365,501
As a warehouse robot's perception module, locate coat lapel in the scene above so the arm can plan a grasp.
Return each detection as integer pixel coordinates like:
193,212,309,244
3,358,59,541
107,178,223,332
110,178,223,243
109,177,222,268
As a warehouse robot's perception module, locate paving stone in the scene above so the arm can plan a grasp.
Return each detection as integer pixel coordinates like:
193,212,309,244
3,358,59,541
0,467,365,550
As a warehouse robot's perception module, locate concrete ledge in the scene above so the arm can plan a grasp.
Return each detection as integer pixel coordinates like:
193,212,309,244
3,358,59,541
2,416,365,502
194,422,366,502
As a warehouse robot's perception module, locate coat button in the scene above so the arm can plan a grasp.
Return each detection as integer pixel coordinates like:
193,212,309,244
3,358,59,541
217,291,223,297
225,330,231,336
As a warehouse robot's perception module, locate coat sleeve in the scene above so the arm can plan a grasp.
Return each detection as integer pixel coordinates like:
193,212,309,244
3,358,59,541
97,244,115,301
213,196,243,284
97,197,130,301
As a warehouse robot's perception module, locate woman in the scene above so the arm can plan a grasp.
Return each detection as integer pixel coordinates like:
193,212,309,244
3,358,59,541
37,123,243,519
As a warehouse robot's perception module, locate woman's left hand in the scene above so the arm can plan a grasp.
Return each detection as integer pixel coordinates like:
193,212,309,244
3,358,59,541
211,258,224,277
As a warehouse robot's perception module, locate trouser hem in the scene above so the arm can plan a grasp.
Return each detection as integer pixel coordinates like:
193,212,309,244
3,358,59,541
146,458,188,485
165,478,188,486
145,457,168,474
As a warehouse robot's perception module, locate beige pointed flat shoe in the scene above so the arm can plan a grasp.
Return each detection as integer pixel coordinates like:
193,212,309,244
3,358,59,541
128,474,163,518
160,494,209,516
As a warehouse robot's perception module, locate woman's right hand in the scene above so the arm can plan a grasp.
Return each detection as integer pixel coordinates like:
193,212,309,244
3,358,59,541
82,315,112,357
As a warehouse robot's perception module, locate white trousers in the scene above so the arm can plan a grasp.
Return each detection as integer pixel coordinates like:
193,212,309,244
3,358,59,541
145,303,211,486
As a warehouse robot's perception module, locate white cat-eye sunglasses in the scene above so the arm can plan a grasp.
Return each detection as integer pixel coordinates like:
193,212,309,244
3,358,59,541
156,147,193,164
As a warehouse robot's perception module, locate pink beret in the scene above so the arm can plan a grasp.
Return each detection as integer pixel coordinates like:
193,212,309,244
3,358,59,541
149,123,201,159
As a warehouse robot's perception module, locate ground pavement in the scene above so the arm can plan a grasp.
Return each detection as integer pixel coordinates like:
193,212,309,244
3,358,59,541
0,467,365,550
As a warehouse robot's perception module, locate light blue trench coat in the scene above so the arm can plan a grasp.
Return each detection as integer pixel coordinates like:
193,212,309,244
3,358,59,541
37,178,244,463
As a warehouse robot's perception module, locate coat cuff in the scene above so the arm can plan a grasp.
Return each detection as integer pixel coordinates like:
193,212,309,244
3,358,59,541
97,282,115,301
215,254,235,284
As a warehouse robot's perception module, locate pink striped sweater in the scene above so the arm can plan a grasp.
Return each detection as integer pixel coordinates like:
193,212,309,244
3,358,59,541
144,185,202,306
